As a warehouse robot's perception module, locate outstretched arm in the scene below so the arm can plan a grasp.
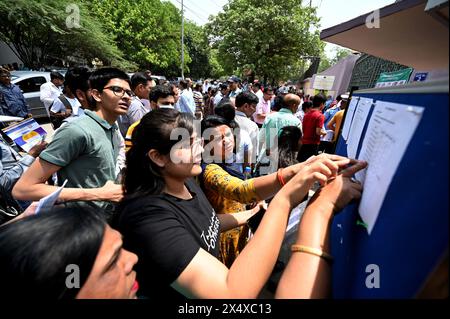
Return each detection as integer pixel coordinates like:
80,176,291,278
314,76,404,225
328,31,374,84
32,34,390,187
173,156,351,298
218,202,266,232
276,160,367,299
12,158,123,203
203,154,353,203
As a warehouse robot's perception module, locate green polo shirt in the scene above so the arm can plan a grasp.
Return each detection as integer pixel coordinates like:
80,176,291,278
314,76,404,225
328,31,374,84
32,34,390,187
40,110,120,216
262,108,301,149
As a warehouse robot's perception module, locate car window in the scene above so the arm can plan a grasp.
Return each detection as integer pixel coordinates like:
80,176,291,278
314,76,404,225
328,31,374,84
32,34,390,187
16,76,47,93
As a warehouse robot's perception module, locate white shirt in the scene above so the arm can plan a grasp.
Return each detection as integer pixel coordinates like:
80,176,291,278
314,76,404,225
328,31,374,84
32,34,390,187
177,89,196,115
141,99,151,111
255,90,263,100
235,129,254,166
253,98,271,125
115,130,126,179
202,83,210,94
40,82,62,111
228,88,242,98
50,96,83,116
213,92,223,107
235,110,259,159
118,97,149,137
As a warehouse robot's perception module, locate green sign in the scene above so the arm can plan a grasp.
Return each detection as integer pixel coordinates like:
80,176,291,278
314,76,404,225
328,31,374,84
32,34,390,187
375,68,413,88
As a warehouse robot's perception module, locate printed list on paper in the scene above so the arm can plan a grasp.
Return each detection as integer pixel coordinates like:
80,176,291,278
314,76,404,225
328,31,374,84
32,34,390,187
341,96,359,141
346,97,373,159
356,101,424,234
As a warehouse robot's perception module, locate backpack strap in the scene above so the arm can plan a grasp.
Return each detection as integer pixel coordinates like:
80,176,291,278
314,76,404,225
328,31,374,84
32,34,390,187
58,94,72,110
49,94,72,113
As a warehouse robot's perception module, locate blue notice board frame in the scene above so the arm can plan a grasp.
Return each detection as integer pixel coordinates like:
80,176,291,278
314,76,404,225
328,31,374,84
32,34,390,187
331,79,449,298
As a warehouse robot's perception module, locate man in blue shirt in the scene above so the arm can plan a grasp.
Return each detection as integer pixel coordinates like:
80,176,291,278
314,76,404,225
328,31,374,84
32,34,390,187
0,67,31,118
322,95,334,113
177,79,196,115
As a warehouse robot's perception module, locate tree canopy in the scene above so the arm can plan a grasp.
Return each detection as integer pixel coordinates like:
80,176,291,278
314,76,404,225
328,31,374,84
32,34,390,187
85,0,184,75
0,0,129,69
318,46,355,73
207,0,324,84
84,0,224,78
1,0,329,81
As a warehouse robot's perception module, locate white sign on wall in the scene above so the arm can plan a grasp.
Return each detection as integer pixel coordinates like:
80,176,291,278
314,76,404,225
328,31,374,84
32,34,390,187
313,75,335,90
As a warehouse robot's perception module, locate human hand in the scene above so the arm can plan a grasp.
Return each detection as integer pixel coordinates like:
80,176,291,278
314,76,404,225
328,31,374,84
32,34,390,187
100,181,124,202
20,201,39,218
279,156,344,207
28,141,48,158
286,153,351,182
310,159,367,215
251,201,268,214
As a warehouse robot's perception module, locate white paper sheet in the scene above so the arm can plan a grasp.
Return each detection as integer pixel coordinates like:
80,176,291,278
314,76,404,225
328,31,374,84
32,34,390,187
0,115,23,123
321,129,335,143
286,205,303,233
356,101,424,234
346,98,373,159
341,97,360,141
35,179,68,214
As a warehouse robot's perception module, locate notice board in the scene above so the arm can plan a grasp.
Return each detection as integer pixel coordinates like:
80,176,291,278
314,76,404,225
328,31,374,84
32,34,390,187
331,78,449,298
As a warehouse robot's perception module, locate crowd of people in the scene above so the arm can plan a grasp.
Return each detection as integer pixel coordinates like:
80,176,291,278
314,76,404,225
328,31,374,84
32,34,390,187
0,66,367,300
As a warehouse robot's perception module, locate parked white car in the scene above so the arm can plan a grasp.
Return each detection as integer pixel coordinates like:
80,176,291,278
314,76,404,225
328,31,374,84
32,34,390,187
10,71,51,119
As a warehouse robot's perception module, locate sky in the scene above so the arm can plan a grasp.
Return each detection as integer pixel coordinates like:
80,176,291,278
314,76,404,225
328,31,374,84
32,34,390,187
166,0,396,57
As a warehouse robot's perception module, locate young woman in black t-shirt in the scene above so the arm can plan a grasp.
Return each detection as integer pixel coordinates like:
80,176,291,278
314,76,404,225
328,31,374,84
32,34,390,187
115,108,367,299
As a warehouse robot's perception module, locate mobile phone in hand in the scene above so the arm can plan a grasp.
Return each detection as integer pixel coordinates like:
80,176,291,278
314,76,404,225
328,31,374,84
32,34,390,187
247,206,266,234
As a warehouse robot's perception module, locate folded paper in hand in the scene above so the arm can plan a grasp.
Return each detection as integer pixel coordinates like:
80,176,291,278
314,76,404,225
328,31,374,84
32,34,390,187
35,179,68,214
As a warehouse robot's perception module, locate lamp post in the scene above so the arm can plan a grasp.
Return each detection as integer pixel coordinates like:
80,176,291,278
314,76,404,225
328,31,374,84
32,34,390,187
181,0,185,80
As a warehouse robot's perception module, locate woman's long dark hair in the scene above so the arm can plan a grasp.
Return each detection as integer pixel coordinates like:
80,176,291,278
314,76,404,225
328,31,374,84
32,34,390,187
278,126,302,169
0,207,105,299
121,109,194,204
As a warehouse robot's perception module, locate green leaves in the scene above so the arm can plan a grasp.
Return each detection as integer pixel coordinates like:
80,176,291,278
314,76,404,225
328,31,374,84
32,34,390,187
207,0,325,83
318,47,354,73
84,0,222,78
1,0,328,80
0,0,129,68
85,0,193,76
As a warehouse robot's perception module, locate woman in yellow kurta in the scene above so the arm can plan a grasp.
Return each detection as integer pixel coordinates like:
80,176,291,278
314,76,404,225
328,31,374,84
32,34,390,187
202,163,259,267
200,114,303,267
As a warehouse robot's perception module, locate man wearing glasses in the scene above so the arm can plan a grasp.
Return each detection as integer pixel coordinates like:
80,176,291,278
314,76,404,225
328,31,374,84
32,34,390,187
0,67,31,119
13,68,130,221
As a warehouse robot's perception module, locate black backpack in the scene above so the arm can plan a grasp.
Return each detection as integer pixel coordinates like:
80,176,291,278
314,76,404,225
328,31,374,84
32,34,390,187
0,189,22,225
